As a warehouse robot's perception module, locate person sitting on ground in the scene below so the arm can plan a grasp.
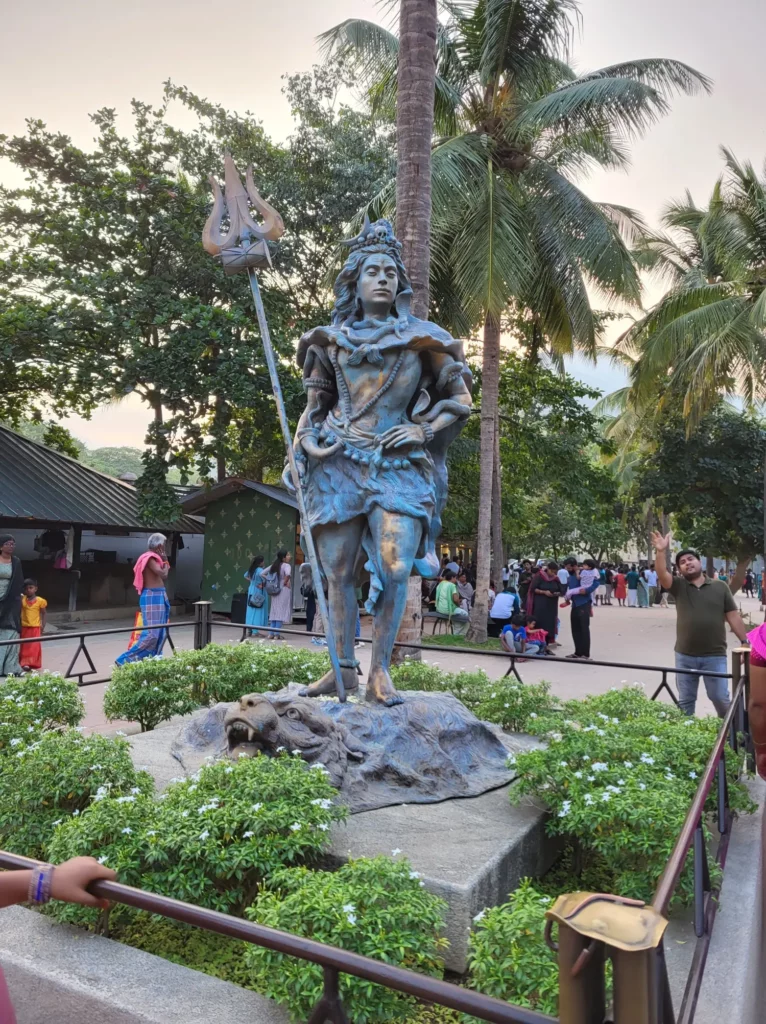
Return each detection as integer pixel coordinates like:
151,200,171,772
487,585,521,637
434,570,469,634
500,612,550,657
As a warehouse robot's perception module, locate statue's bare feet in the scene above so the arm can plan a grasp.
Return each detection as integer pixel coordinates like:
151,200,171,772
366,665,404,707
300,667,359,699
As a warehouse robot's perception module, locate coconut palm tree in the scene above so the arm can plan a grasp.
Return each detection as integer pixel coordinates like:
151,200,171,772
396,0,438,318
322,0,709,639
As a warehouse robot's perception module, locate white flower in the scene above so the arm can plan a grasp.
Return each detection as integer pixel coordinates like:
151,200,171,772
121,827,132,834
649,735,660,742
606,785,621,793
584,794,594,805
93,786,109,801
559,761,568,768
624,761,633,769
684,720,694,726
342,903,355,913
617,779,626,786
587,775,596,782
290,823,302,831
548,732,563,742
252,803,262,813
473,910,486,923
529,713,538,719
597,714,609,722
188,785,197,792
640,754,655,765
664,773,675,781
490,693,497,699
346,913,357,925
115,795,135,804
199,830,209,840
391,848,402,856
27,725,34,733
591,762,608,772
130,787,140,795
147,830,158,836
503,703,510,709
310,763,327,771
507,754,516,766
311,798,332,809
181,810,189,818
72,809,80,816
97,856,108,865
601,792,611,802
639,783,647,791
9,738,21,747
224,767,233,774
317,823,329,831
292,749,302,756
583,724,597,733
689,771,697,779
573,771,583,779
243,831,254,838
409,871,421,879
52,819,62,826
276,746,285,753
558,800,572,818
596,729,606,736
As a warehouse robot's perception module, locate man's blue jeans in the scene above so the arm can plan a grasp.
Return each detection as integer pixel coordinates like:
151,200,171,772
674,652,730,717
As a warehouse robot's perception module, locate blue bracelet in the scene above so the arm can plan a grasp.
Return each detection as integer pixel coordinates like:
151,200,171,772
28,864,54,904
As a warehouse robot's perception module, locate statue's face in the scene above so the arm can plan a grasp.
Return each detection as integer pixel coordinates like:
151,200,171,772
357,253,398,316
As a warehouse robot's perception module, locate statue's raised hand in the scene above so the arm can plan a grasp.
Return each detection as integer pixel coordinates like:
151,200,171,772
380,424,427,450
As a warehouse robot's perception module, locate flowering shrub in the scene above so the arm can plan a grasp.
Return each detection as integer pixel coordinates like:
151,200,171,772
511,686,755,902
0,730,151,858
467,879,559,1017
244,856,448,1023
185,642,329,703
104,662,201,732
475,680,554,732
0,672,83,755
391,661,492,713
47,751,345,923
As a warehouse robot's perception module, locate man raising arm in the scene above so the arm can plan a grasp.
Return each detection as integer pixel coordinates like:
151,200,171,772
652,532,748,717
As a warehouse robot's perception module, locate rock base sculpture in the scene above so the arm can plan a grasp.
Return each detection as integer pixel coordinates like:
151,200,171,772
170,687,514,813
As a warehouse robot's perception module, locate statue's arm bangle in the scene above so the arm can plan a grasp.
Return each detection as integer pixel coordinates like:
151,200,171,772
435,361,465,393
421,423,435,443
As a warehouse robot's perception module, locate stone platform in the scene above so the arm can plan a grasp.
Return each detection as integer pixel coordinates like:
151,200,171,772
326,784,557,973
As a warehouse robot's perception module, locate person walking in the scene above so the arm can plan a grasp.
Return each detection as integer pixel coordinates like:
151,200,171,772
19,578,47,671
613,566,627,607
625,564,639,607
645,564,658,606
299,561,316,633
265,550,292,639
244,554,268,637
563,556,600,659
652,532,749,717
0,535,23,677
116,534,170,665
744,570,755,598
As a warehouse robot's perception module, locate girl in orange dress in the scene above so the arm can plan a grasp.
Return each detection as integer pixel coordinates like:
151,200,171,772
613,567,628,607
20,579,47,671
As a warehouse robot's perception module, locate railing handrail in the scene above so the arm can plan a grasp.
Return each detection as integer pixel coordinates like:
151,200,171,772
0,849,555,1024
653,673,746,915
0,620,197,647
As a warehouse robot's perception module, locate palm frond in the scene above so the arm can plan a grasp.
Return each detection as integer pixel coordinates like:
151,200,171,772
574,59,712,98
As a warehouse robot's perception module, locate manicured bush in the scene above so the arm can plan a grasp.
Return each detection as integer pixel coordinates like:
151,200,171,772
511,686,755,902
104,661,201,731
0,730,151,858
47,750,346,923
475,680,555,732
391,661,492,713
467,879,559,1017
0,672,84,754
244,856,448,1024
184,642,329,703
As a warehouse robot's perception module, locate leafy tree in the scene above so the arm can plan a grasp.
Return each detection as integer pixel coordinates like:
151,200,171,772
636,407,766,591
0,64,393,521
324,0,709,639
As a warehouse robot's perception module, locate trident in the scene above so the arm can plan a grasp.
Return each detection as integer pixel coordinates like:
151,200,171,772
202,152,346,701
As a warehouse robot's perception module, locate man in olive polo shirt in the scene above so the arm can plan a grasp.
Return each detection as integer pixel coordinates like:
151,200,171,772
653,532,749,716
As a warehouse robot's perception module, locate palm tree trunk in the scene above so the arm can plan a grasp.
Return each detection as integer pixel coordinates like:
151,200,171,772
468,314,500,643
491,416,504,583
395,0,437,319
661,513,671,572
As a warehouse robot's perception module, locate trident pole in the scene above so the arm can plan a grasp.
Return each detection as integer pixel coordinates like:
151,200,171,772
241,238,346,701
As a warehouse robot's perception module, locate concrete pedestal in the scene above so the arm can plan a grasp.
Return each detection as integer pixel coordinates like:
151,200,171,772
328,784,557,973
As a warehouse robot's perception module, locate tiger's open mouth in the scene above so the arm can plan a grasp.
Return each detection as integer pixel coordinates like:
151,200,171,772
225,719,275,757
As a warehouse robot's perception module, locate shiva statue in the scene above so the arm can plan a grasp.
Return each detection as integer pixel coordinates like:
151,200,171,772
288,219,472,706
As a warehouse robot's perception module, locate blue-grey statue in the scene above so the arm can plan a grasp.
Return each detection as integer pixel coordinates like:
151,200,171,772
288,219,472,706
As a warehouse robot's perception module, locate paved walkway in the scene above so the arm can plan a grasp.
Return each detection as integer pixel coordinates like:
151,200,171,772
31,592,762,731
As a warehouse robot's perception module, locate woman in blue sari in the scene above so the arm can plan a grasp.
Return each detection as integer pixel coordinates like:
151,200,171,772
244,554,269,636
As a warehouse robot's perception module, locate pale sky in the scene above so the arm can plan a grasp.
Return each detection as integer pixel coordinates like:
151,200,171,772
3,0,765,447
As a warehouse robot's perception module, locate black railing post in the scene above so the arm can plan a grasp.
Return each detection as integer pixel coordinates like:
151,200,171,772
692,820,710,938
193,601,212,651
716,752,728,836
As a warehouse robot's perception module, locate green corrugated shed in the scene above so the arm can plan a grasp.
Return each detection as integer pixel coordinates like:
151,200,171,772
182,479,299,614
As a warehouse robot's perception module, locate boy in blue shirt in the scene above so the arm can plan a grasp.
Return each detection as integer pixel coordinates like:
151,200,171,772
500,613,549,657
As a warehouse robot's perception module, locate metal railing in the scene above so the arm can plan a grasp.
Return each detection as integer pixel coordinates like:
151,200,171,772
0,606,754,1023
0,849,553,1024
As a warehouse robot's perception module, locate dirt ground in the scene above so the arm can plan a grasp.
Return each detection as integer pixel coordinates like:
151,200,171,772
35,591,761,731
